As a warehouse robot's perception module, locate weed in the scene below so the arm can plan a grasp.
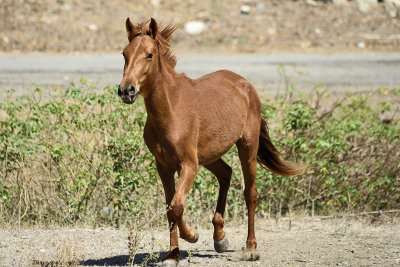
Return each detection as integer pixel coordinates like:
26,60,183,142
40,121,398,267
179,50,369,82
0,81,399,227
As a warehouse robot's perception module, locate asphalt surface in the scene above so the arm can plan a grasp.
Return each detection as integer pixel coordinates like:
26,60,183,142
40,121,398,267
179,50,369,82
1,52,400,95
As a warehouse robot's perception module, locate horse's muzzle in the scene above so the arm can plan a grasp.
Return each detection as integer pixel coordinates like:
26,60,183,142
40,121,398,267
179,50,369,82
118,84,139,104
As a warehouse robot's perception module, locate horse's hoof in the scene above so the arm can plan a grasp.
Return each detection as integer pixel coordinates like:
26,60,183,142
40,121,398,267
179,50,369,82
188,230,199,243
214,236,229,253
161,260,178,267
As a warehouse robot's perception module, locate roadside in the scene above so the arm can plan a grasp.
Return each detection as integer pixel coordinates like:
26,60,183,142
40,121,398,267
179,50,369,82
1,0,399,53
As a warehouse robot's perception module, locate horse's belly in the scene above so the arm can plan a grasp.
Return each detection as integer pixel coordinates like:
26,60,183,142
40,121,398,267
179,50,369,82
197,142,236,165
197,121,244,165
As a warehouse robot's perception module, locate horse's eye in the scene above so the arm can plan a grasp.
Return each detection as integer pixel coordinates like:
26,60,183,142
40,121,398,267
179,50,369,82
146,53,153,60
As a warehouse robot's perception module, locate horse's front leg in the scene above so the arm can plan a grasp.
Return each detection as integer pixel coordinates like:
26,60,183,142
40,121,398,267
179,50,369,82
157,162,180,266
170,161,199,244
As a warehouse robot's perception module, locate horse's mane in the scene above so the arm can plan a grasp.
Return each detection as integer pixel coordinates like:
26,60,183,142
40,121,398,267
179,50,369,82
135,20,181,69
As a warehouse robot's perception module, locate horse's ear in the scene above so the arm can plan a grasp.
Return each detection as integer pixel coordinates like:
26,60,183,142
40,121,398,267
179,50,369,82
148,18,158,39
126,17,138,42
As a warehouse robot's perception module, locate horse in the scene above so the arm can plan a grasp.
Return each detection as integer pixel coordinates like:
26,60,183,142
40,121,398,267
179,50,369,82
118,17,303,266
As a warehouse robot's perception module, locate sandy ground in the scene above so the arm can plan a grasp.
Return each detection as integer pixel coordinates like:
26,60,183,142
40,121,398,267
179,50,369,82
1,218,399,267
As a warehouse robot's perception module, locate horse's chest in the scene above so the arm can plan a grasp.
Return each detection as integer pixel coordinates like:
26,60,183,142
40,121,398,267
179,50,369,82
143,124,179,168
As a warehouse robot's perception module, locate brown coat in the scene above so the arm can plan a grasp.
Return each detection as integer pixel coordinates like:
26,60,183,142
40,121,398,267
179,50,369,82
118,18,303,266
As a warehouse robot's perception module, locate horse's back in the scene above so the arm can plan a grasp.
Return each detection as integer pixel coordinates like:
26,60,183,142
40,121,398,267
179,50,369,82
191,69,260,110
187,70,262,165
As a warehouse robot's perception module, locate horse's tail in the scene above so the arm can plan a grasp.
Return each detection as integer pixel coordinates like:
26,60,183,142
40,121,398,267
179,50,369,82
257,118,305,177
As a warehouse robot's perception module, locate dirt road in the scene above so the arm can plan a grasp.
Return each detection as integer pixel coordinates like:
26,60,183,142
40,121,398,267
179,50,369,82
1,218,399,266
1,53,400,96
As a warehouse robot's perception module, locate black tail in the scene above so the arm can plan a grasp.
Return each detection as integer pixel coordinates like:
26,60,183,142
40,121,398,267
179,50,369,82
257,118,305,177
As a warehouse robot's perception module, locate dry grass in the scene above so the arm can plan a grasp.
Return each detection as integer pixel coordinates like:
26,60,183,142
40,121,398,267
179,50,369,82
30,238,84,267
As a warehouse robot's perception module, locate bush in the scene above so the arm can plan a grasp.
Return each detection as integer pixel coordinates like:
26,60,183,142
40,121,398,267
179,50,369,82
0,82,399,227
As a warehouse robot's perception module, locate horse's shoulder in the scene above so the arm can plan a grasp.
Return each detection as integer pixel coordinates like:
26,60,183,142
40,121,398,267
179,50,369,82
143,120,155,146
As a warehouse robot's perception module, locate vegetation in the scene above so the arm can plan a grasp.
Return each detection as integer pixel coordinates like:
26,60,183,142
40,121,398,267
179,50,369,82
0,80,399,227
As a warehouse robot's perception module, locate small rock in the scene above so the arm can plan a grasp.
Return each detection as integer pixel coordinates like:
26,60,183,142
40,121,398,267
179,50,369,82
2,36,9,44
88,24,98,31
196,11,209,19
315,28,321,35
331,0,347,4
257,3,266,10
240,5,251,14
395,258,400,264
40,248,46,253
306,0,317,6
150,0,162,7
356,0,378,13
267,27,276,36
385,0,400,18
184,21,206,35
300,41,312,48
358,2,370,12
63,4,71,11
42,17,52,24
357,41,366,48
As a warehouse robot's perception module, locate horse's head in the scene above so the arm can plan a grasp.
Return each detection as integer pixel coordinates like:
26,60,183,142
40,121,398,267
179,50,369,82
118,18,159,104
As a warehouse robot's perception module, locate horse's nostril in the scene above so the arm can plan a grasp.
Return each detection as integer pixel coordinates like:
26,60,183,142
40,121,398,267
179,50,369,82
122,85,136,96
128,85,136,92
117,86,122,96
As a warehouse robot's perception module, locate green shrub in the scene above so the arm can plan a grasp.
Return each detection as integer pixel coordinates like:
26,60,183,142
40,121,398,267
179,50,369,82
0,83,399,226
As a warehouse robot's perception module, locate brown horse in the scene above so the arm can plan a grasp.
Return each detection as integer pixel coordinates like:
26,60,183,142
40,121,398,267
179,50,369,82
118,18,303,266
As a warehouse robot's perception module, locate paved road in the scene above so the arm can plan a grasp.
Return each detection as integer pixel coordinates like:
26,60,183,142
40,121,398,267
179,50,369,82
1,52,400,95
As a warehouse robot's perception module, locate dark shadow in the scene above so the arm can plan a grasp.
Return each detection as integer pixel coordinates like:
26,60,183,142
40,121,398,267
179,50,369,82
32,250,230,266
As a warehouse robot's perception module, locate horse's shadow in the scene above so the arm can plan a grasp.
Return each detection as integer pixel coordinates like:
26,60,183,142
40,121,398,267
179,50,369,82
80,251,181,266
33,250,227,266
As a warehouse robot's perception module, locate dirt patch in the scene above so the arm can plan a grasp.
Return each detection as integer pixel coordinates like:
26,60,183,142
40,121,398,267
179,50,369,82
1,218,399,266
0,0,399,53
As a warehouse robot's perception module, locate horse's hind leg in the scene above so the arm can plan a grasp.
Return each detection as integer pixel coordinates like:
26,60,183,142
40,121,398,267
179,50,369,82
204,158,232,253
236,137,258,250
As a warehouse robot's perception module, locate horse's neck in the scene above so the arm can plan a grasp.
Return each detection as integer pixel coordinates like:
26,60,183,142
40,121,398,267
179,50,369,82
143,67,177,129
